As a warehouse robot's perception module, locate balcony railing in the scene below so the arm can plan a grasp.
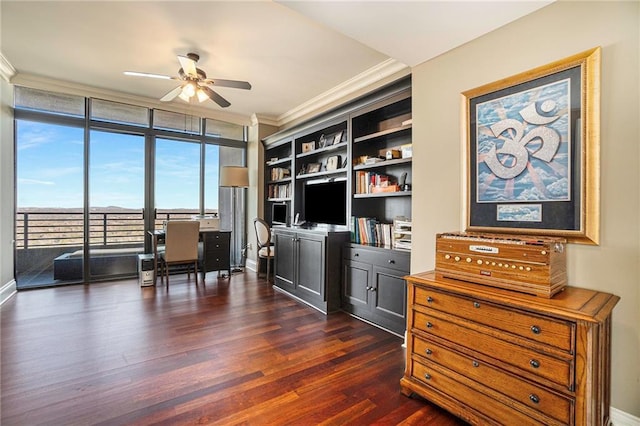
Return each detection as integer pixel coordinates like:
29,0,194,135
16,209,216,249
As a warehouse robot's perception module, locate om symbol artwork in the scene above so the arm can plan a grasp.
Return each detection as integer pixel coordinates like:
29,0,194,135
476,79,571,203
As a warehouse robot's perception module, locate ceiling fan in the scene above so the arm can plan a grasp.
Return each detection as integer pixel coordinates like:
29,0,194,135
124,52,251,108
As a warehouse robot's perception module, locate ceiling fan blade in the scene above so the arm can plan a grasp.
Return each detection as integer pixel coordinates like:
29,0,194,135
160,86,183,102
124,71,175,80
178,55,198,78
204,78,252,90
201,86,231,108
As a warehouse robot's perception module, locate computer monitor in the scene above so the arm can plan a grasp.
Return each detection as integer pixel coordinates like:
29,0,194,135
271,203,288,225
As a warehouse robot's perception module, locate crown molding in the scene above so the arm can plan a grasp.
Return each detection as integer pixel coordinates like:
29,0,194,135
0,53,16,83
251,113,279,128
9,73,253,126
276,58,410,128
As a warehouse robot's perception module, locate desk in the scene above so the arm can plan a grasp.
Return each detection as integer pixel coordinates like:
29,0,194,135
149,229,231,285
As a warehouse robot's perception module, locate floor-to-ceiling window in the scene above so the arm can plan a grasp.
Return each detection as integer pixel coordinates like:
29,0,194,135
89,130,145,281
15,120,85,287
154,138,201,225
14,87,247,289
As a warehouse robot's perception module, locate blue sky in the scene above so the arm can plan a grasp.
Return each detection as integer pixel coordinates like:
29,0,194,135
17,120,219,210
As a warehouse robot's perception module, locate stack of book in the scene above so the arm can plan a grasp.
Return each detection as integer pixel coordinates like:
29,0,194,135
393,218,412,250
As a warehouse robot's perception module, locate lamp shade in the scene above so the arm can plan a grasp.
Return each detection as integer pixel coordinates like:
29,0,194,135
220,166,249,187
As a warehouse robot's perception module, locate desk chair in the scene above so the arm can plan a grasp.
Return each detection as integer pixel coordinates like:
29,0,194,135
159,221,200,287
254,218,274,282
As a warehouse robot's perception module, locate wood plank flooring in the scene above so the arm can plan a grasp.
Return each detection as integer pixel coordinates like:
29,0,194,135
1,272,466,425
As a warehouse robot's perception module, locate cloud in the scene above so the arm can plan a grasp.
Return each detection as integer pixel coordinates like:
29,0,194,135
547,177,569,198
18,178,55,186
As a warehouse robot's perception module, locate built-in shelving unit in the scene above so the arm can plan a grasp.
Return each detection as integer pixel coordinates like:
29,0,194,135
262,77,412,333
264,139,293,222
350,88,412,231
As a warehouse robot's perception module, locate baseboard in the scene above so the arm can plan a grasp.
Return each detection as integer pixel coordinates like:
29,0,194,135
245,259,257,272
611,407,640,426
0,279,17,306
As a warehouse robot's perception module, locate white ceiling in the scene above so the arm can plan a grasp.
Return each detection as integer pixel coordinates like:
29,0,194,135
1,1,552,126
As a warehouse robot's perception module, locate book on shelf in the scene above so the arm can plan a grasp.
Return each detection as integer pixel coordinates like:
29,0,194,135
393,218,412,250
350,216,393,248
270,167,290,181
355,171,399,194
268,183,291,199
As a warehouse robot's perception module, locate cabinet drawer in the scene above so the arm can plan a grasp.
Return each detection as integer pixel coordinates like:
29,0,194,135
205,244,228,255
411,359,546,425
414,286,573,352
344,246,410,272
413,311,573,389
413,336,573,424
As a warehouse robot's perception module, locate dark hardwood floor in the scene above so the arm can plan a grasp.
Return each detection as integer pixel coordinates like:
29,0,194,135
1,272,466,425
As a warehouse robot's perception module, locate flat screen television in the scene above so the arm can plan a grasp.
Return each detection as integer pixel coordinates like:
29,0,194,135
271,203,288,225
304,180,347,226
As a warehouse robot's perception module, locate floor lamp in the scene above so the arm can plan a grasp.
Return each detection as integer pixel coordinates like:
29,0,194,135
220,166,249,272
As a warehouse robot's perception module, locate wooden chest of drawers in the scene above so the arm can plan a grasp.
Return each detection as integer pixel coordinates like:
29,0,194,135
400,271,619,426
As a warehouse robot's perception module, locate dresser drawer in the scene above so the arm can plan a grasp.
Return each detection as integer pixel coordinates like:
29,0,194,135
344,246,410,272
413,335,573,424
411,359,547,425
414,286,573,352
413,311,573,389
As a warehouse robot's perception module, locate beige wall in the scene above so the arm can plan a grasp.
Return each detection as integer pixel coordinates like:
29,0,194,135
412,1,639,415
246,120,278,267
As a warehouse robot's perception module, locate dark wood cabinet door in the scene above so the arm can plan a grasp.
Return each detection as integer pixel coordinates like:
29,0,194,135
296,234,325,300
342,259,371,311
371,265,407,335
273,231,295,292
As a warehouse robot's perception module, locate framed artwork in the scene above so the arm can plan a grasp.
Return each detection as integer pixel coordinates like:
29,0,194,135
333,131,343,145
326,155,341,171
306,163,321,174
318,134,327,148
463,47,600,244
302,141,315,153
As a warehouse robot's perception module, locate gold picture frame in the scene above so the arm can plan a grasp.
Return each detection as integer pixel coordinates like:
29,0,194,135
462,47,600,244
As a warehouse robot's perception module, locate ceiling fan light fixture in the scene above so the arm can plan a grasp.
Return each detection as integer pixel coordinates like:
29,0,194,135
182,81,197,98
196,88,209,103
178,90,191,102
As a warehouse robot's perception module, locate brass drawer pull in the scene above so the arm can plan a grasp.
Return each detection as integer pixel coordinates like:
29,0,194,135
426,296,433,303
529,394,540,404
426,322,433,328
529,359,540,369
388,259,395,264
531,325,541,334
472,361,479,368
424,373,431,380
473,302,480,308
425,348,432,355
